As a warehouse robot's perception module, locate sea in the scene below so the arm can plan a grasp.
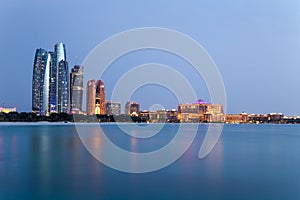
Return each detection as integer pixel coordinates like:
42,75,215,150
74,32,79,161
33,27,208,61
0,123,300,200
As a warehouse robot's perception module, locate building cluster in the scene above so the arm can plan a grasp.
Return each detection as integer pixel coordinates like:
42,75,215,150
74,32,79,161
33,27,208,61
31,43,122,117
225,113,286,124
178,99,224,123
28,43,299,123
31,43,227,122
32,43,84,116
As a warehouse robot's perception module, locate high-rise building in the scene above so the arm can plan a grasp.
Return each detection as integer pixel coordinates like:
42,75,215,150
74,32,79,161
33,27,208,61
86,80,96,115
57,60,69,113
32,43,69,115
49,43,67,113
125,101,140,115
70,65,84,114
105,101,121,116
95,80,105,114
86,79,106,115
32,48,51,115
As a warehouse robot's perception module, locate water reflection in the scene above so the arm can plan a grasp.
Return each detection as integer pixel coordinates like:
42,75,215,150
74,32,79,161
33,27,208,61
130,131,138,153
0,135,3,154
28,125,104,198
1,124,300,199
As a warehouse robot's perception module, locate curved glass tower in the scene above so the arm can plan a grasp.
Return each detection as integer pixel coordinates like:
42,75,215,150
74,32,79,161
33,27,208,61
50,43,67,113
42,53,51,115
32,43,69,115
55,43,66,63
32,48,51,115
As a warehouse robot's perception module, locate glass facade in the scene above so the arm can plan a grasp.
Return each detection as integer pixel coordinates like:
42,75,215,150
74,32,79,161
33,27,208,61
32,43,69,115
42,53,51,115
55,43,66,64
32,48,52,116
86,80,96,115
50,43,67,113
57,60,69,113
49,51,57,113
70,65,84,113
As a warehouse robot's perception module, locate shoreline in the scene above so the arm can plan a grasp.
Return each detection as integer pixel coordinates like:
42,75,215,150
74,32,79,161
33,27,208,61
0,121,299,126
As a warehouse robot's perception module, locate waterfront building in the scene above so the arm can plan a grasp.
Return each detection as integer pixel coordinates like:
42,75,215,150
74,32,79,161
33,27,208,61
203,104,225,123
166,109,179,123
282,116,300,123
105,101,121,116
178,102,205,122
156,109,167,122
32,43,69,115
0,107,17,113
149,111,158,122
139,110,150,122
247,113,284,124
268,113,284,122
57,60,69,113
140,109,178,123
86,79,105,115
225,112,248,124
178,99,225,123
125,101,140,116
32,48,51,115
49,43,67,113
95,80,105,114
86,80,96,115
70,65,84,114
248,114,268,124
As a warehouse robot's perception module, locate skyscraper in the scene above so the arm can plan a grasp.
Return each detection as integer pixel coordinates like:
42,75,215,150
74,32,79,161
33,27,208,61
32,48,51,115
86,80,96,115
70,65,84,114
86,79,106,115
57,60,69,113
50,43,67,113
95,80,105,114
32,43,69,115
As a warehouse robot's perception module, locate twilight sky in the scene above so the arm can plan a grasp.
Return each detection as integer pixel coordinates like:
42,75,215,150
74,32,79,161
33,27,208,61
0,0,300,115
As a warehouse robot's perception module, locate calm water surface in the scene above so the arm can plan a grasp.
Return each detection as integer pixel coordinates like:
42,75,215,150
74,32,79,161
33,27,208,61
0,124,300,200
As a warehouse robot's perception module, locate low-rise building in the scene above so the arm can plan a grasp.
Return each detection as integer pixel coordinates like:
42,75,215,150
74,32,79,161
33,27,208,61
105,101,121,116
139,110,150,122
226,112,248,124
178,99,224,123
0,107,17,114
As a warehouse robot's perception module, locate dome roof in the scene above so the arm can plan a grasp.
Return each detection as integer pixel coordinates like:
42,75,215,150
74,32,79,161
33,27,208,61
194,99,206,104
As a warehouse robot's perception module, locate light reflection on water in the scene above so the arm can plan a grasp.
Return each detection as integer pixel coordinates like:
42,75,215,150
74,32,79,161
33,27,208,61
0,124,299,199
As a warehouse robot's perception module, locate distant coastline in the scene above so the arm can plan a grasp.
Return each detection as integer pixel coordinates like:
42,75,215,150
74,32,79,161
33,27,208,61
0,112,300,124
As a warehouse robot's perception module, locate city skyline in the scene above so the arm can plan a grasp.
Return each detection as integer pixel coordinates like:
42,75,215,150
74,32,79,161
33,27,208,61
30,43,227,119
1,41,296,123
8,40,299,118
1,1,300,115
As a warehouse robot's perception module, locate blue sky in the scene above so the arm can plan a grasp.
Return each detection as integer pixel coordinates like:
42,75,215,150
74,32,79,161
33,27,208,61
0,0,300,115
